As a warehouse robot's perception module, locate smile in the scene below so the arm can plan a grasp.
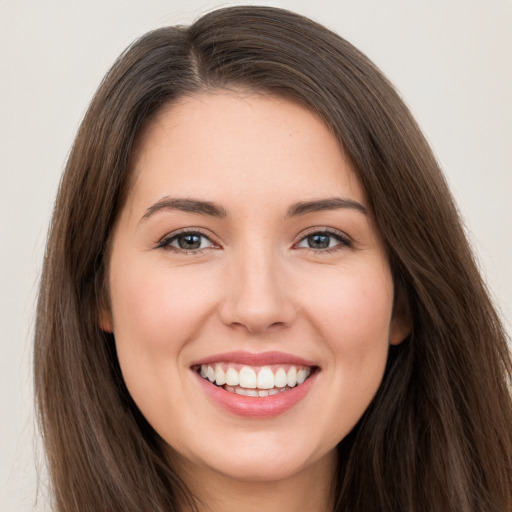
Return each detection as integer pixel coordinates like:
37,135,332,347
195,363,313,397
191,351,319,418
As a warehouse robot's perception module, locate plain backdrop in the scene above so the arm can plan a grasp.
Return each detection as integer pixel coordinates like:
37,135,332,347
1,1,511,510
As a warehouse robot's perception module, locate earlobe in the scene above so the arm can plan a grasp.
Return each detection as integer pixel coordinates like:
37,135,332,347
99,308,113,333
390,315,412,345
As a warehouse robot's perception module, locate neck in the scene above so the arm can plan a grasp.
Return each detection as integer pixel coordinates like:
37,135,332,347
175,450,337,512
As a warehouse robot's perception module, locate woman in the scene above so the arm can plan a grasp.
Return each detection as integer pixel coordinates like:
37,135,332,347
34,5,512,511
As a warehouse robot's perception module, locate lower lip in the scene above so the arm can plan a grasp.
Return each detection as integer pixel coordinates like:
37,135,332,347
194,371,317,419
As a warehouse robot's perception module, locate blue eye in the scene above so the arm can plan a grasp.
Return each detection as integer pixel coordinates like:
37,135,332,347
296,230,350,250
159,231,215,252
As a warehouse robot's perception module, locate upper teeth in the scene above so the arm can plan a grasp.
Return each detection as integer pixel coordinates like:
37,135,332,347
199,363,311,389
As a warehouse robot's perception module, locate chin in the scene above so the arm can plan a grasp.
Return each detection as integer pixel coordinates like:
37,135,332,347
206,453,319,483
170,431,335,485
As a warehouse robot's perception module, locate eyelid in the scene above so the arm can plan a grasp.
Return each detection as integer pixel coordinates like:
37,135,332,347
155,226,352,253
156,227,221,252
293,227,352,250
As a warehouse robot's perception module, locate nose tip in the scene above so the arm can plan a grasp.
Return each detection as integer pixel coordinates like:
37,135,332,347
227,305,291,334
219,258,296,334
222,301,297,335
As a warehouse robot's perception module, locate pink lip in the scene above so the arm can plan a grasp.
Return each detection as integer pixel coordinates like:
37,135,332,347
190,350,317,367
194,371,317,419
191,351,318,419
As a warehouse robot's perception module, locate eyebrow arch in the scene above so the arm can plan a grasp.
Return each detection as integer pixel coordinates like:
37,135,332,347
141,197,228,222
286,197,368,217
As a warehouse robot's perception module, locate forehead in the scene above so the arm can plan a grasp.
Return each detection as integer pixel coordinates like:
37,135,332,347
127,90,366,210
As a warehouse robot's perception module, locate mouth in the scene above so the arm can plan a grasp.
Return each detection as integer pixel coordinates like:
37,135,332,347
191,351,319,418
192,362,317,397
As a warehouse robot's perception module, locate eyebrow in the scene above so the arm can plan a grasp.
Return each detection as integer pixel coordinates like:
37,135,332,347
140,196,367,222
286,197,368,217
141,197,228,221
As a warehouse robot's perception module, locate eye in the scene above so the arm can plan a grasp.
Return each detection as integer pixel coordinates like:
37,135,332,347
295,229,351,251
158,230,216,252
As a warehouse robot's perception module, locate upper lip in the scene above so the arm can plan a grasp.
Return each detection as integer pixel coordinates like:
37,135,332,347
190,350,317,367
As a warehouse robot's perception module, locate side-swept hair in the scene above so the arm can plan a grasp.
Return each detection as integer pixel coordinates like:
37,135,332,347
35,6,512,511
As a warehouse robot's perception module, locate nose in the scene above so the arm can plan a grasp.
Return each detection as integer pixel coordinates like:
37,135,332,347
219,246,297,334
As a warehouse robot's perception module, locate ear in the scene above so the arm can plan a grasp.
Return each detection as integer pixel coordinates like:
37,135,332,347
98,307,113,333
390,314,411,345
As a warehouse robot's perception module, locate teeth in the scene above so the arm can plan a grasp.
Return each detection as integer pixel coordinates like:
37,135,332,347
215,366,226,386
235,387,258,397
297,368,308,385
225,385,291,396
225,367,239,386
239,366,257,389
274,368,287,388
198,363,313,393
287,367,297,387
256,366,274,389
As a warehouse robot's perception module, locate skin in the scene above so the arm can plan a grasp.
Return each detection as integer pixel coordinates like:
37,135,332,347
101,90,409,512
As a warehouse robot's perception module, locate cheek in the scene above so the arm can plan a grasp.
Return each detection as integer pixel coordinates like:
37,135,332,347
111,261,218,352
308,266,394,346
303,265,393,395
107,260,219,409
303,268,393,442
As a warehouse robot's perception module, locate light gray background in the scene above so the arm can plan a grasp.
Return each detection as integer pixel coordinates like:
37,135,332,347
1,1,511,510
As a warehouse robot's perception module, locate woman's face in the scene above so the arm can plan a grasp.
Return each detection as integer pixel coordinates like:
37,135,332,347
102,91,408,485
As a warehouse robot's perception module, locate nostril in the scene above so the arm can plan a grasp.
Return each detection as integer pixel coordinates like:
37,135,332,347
218,265,297,332
220,301,297,334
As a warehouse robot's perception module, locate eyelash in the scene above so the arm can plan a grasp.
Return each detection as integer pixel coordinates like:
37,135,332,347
294,228,352,254
156,228,218,254
156,228,352,254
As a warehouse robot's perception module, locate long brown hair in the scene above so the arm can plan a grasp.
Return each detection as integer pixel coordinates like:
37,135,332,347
35,6,512,511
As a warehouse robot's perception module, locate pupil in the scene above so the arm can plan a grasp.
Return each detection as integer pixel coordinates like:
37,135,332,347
308,234,330,249
178,234,201,249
